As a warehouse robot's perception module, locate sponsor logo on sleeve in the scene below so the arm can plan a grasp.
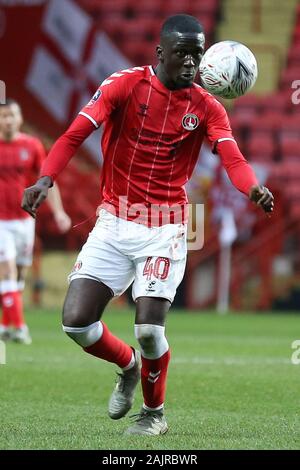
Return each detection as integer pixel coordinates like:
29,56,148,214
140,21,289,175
87,89,102,107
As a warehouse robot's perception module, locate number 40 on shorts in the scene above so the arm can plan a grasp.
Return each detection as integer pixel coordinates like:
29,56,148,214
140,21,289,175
143,257,170,281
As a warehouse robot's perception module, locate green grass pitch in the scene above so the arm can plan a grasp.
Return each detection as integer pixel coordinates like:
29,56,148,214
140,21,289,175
1,308,300,450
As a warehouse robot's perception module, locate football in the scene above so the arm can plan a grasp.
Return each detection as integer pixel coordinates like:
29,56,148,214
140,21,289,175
199,40,258,99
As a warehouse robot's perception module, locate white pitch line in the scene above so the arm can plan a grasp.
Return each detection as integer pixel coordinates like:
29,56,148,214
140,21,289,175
171,357,292,366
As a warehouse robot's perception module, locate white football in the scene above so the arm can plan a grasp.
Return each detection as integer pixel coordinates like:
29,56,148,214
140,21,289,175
199,41,258,99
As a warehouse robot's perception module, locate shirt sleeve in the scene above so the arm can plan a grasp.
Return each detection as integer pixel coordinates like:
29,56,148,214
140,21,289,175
205,96,258,195
78,72,131,128
215,139,258,195
205,96,236,151
40,114,95,181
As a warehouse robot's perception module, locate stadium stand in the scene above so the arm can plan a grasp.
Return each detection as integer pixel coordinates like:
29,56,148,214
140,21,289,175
185,0,300,310
78,0,220,63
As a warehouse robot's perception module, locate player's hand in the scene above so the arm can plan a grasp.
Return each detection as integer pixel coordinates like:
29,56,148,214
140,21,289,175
54,210,72,233
249,185,274,215
21,176,53,218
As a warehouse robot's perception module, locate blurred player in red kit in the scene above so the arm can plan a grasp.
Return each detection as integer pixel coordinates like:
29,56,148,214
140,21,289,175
22,15,273,433
0,99,71,344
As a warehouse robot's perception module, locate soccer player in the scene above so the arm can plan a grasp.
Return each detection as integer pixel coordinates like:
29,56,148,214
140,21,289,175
22,15,274,434
0,99,71,344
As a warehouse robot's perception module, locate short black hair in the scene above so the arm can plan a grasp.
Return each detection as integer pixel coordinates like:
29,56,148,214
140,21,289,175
0,98,20,107
160,14,204,38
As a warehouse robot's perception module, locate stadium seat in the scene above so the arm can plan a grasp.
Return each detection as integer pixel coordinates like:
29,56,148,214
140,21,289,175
230,109,259,128
249,112,283,134
119,39,156,64
246,135,276,162
278,161,300,181
96,0,130,18
131,0,164,18
269,163,284,181
233,94,262,113
287,44,300,67
258,91,293,113
189,0,219,16
279,140,300,160
292,25,300,46
280,66,300,90
285,182,300,200
289,202,300,221
161,0,197,15
278,115,300,143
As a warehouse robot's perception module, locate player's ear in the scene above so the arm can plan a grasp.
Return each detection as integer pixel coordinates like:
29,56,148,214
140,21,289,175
156,45,164,62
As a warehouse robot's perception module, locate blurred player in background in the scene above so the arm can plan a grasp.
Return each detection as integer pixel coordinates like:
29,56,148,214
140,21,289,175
0,99,71,344
22,15,273,434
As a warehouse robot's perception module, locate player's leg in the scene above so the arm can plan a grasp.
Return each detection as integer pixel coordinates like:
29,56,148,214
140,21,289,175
125,255,186,435
62,214,140,419
63,278,134,368
10,218,37,344
0,258,18,340
0,225,26,342
16,265,27,293
11,264,32,344
63,278,134,367
63,278,134,369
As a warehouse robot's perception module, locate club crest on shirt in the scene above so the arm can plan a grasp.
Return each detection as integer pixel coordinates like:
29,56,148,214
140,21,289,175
182,113,199,131
87,89,102,107
19,148,29,161
72,260,82,272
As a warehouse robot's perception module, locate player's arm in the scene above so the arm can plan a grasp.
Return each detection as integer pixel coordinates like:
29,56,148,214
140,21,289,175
22,70,136,218
47,183,72,232
21,114,95,218
205,98,274,214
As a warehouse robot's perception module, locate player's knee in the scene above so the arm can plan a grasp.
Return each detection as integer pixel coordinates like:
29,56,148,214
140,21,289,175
134,324,169,359
0,260,17,280
62,321,103,347
62,298,88,328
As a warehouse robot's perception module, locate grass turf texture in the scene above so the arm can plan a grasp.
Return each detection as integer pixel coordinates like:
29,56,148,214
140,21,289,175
1,308,300,450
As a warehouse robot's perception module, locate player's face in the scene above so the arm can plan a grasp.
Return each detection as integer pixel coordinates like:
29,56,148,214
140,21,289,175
0,103,23,139
157,32,205,89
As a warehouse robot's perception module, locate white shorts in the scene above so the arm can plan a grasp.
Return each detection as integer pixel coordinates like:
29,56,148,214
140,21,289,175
0,218,35,266
69,209,187,303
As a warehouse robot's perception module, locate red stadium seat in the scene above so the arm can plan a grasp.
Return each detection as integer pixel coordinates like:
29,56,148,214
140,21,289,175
120,39,155,64
259,91,293,113
278,115,300,143
292,25,300,46
269,163,284,181
280,66,300,90
289,202,300,221
233,93,262,113
288,44,300,67
102,17,160,42
228,113,253,131
189,0,219,16
246,135,276,162
249,112,283,134
279,140,300,160
97,0,130,18
278,161,300,180
131,0,164,18
285,182,300,199
161,0,196,14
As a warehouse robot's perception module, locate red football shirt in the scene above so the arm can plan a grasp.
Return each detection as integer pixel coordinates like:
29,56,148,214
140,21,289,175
41,65,257,225
0,132,46,220
80,66,236,223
